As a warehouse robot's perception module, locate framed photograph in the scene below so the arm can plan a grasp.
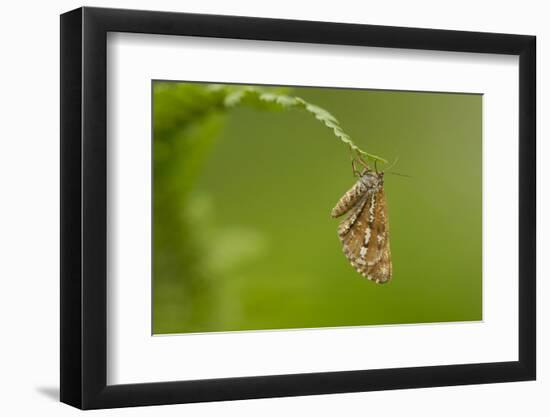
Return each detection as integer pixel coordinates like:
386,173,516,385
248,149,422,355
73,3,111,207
60,6,536,409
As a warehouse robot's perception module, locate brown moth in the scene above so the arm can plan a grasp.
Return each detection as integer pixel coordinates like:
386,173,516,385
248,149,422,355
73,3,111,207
331,169,392,283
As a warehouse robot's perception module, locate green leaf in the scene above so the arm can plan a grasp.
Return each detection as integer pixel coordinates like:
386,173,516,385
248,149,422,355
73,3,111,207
162,83,388,165
219,86,387,165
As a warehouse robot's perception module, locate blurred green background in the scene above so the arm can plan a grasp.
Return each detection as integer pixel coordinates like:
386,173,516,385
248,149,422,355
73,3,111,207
152,81,482,335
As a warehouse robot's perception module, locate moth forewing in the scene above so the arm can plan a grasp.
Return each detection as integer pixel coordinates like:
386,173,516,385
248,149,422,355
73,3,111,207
332,171,392,284
331,180,369,218
336,194,369,239
363,186,392,283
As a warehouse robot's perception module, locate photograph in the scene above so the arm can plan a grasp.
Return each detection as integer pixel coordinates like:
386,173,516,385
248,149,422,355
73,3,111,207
55,4,537,412
152,81,482,335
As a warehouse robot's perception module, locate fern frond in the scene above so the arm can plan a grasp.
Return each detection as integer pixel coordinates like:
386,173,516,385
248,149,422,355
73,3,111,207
221,86,387,164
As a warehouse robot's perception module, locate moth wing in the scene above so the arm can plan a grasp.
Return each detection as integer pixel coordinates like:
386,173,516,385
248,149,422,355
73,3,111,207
364,187,392,283
337,194,369,239
331,180,367,218
340,187,392,283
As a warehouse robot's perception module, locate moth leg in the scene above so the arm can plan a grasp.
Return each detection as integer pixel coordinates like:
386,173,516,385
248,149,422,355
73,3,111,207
352,156,370,177
351,158,361,177
357,155,370,173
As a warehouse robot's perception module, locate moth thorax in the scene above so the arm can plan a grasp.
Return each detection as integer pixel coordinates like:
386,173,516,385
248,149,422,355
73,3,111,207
360,172,383,189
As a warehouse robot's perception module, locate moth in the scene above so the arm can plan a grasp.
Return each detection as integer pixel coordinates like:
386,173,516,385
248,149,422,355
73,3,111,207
331,167,392,283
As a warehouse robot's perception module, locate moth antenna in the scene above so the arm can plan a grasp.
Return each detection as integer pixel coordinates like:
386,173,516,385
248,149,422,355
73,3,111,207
387,171,412,178
383,156,399,172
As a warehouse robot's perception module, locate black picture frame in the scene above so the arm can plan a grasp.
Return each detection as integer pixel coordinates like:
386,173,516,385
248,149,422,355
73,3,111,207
60,6,536,410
